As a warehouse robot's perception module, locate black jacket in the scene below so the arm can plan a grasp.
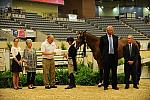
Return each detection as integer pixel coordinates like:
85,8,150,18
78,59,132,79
68,43,77,59
68,43,77,71
123,43,139,63
99,34,118,64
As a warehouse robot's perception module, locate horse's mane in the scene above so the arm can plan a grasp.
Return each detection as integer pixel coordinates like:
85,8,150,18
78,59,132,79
85,32,99,41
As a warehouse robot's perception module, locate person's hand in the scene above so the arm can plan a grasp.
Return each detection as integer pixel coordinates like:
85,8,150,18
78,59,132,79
128,61,134,65
22,59,27,63
49,52,56,55
62,53,67,59
18,61,22,65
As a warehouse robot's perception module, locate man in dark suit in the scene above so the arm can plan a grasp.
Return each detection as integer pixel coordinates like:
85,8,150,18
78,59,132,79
100,26,119,90
123,35,139,89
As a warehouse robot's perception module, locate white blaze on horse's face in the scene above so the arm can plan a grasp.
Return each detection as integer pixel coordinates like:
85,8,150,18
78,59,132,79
76,32,84,48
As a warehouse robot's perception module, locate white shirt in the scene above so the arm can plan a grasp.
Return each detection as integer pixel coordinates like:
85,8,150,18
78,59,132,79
41,40,56,59
11,46,21,58
128,43,132,48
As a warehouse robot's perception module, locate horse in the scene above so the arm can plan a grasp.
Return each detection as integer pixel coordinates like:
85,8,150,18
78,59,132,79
76,31,129,69
76,31,141,85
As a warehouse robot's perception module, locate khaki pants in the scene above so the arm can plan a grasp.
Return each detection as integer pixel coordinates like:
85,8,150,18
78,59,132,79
68,59,74,74
42,58,55,86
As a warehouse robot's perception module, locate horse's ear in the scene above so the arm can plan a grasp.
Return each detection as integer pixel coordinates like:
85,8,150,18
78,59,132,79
83,30,87,33
80,31,84,36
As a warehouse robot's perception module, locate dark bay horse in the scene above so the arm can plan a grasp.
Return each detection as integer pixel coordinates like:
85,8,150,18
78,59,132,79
76,31,129,69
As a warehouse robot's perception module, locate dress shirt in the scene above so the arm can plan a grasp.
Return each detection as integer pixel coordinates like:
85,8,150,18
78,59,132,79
41,40,56,59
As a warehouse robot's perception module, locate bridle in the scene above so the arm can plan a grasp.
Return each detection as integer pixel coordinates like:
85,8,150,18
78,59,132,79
76,31,87,57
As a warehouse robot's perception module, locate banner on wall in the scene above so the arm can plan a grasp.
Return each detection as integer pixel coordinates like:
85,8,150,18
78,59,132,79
25,29,36,37
17,28,25,38
68,14,78,21
31,0,64,5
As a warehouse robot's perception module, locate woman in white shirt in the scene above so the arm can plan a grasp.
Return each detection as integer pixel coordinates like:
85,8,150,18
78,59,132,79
11,38,22,90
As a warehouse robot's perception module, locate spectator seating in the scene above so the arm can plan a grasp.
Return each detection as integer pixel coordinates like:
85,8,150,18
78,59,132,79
0,10,149,41
87,17,149,40
123,18,150,38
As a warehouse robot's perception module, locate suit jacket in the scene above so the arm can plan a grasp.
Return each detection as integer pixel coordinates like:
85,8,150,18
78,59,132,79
123,43,139,64
100,34,118,64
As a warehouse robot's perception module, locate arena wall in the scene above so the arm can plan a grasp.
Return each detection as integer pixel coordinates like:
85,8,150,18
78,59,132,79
12,1,58,17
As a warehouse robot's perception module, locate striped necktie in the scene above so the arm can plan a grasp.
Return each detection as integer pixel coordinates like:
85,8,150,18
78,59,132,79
129,44,132,56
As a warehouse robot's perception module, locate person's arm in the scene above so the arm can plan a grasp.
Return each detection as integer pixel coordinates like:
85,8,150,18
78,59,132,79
11,47,19,63
22,49,27,62
34,49,37,68
116,36,118,49
123,45,128,62
133,45,139,62
123,46,126,58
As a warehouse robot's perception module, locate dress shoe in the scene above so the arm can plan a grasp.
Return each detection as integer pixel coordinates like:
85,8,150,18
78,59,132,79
125,86,129,89
14,87,18,90
65,85,74,89
133,85,139,89
17,87,22,89
28,85,35,89
125,85,129,89
32,86,36,89
45,86,50,89
28,87,34,89
73,84,76,88
28,85,33,89
104,87,108,90
50,85,57,88
112,87,119,90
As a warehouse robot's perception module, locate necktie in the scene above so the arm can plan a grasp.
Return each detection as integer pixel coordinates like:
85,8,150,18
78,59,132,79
109,36,114,54
129,44,132,56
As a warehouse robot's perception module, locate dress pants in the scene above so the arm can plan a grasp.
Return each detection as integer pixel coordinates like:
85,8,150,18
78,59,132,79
27,72,36,85
124,63,137,86
42,58,55,87
103,54,117,88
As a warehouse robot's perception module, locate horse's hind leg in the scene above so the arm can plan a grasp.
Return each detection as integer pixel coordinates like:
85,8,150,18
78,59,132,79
97,62,104,87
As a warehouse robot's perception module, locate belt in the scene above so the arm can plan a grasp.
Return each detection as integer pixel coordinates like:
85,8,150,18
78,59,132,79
43,58,53,60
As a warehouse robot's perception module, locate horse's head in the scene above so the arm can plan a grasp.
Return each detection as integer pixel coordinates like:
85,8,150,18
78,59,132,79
76,31,86,49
